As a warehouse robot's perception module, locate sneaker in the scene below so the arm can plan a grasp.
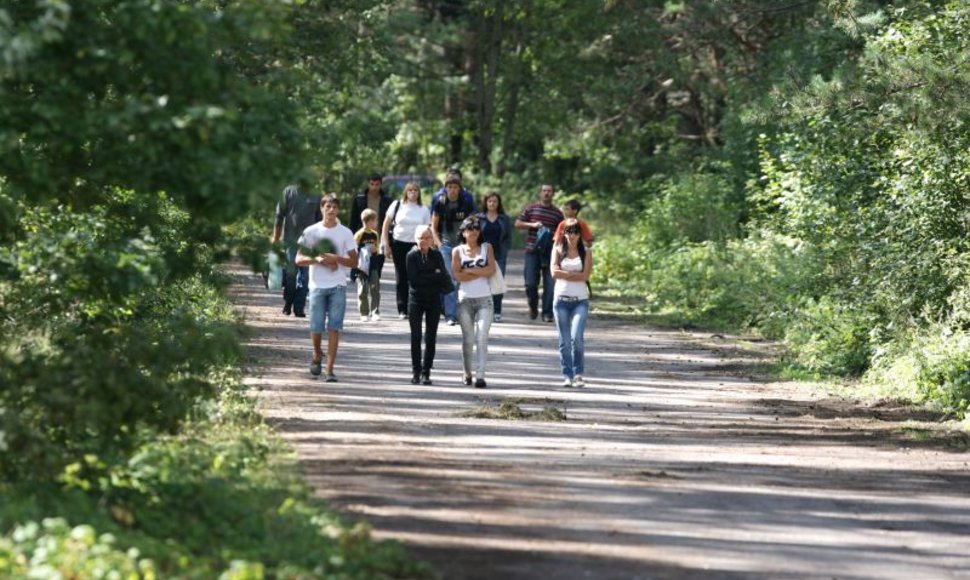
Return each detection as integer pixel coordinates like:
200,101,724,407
529,305,538,320
462,375,472,386
542,314,554,323
371,312,381,322
411,374,420,385
446,318,458,326
474,378,487,389
310,360,322,377
573,375,586,388
493,313,502,323
421,372,432,385
360,315,369,322
562,377,573,387
324,372,338,383
398,313,408,320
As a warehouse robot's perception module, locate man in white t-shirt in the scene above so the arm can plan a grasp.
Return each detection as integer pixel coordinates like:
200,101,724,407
296,194,358,381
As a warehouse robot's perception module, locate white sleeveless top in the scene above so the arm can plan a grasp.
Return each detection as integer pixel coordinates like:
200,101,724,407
456,243,492,300
554,255,589,300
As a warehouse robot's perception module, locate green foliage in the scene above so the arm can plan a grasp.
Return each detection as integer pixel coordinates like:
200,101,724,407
0,0,304,482
0,519,158,579
638,168,742,248
866,325,970,415
781,297,875,377
1,388,430,578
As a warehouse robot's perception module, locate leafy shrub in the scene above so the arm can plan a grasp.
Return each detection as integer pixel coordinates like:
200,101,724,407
639,169,742,249
1,387,431,579
866,325,970,416
0,519,157,579
782,297,875,377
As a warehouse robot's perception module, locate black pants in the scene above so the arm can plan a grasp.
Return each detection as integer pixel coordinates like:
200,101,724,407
408,298,441,375
391,239,416,315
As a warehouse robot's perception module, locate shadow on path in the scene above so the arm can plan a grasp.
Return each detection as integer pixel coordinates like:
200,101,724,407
231,254,970,580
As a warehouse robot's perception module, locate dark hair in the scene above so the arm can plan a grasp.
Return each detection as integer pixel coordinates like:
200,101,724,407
563,199,582,212
482,191,505,214
320,193,339,206
368,172,383,182
459,216,481,244
445,174,461,186
555,218,585,269
458,216,480,232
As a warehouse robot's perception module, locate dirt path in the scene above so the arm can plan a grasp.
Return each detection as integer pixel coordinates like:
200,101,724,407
231,256,970,579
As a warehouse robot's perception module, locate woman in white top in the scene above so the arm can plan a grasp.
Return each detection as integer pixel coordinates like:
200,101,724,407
382,182,431,319
452,216,496,388
551,218,593,387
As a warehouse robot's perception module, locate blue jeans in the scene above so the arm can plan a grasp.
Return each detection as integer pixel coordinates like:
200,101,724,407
554,298,589,379
308,286,347,333
523,251,554,317
439,243,457,321
492,254,508,314
283,246,309,314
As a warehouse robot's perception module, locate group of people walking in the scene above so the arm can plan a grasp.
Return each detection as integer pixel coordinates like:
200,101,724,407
271,172,594,388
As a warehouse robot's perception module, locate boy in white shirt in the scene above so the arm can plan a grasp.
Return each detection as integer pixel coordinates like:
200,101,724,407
296,194,358,382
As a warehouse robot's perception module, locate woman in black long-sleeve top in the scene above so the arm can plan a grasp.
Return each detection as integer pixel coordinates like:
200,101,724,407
406,225,451,385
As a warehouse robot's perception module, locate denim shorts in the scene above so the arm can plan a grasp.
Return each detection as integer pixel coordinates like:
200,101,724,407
308,285,347,333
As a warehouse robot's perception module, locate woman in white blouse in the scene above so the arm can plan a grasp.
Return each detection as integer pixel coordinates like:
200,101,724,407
550,218,593,387
382,182,431,319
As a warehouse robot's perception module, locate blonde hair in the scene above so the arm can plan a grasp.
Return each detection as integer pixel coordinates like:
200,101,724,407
361,208,378,225
414,224,432,243
400,181,423,205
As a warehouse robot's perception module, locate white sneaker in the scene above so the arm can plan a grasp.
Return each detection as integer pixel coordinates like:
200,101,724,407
573,375,586,388
562,377,573,387
360,315,369,322
371,312,381,322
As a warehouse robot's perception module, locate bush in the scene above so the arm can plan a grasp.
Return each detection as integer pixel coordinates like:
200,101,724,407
1,387,431,579
782,297,875,377
866,325,970,415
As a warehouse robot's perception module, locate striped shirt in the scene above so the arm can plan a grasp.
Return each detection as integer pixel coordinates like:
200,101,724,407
519,203,564,252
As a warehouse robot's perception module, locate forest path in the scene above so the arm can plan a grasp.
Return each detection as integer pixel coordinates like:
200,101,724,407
230,255,970,580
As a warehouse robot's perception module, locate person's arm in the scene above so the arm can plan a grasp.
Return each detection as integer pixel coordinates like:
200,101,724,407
381,203,395,258
348,195,363,234
580,249,593,281
551,246,567,279
272,200,285,243
452,247,475,282
514,208,540,230
430,208,443,249
581,219,595,246
479,243,496,277
405,251,418,287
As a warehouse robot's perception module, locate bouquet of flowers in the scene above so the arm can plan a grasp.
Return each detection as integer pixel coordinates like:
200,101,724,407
298,237,336,259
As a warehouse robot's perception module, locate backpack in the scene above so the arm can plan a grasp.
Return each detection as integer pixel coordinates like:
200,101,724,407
533,226,553,255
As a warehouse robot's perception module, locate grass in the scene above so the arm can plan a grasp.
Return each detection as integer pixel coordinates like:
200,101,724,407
460,398,567,421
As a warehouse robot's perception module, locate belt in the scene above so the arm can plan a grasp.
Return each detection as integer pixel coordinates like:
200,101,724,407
557,295,583,303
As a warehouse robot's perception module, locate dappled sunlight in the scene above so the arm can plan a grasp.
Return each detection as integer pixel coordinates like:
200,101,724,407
227,258,970,579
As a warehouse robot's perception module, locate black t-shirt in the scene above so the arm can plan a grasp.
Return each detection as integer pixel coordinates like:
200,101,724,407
434,195,472,247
